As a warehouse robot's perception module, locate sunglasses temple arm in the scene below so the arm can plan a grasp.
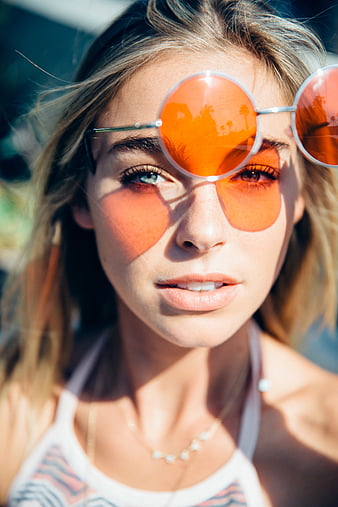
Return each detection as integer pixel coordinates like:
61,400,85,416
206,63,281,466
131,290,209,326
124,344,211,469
87,120,162,134
84,120,163,174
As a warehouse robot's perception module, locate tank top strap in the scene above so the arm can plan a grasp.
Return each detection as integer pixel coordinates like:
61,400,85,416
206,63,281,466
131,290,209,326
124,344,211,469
54,323,263,453
237,320,263,459
55,331,108,425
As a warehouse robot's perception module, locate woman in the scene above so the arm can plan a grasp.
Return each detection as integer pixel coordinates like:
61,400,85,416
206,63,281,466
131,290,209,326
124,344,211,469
0,0,338,505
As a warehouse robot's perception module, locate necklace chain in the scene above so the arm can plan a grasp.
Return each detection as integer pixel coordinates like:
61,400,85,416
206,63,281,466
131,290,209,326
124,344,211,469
83,329,270,504
125,360,251,464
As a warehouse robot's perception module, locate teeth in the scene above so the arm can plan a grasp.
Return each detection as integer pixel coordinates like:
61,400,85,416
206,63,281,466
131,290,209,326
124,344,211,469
176,281,223,291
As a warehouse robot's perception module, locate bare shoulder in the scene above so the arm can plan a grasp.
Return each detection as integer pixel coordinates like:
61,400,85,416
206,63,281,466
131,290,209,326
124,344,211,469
0,382,59,504
262,334,338,432
256,334,338,506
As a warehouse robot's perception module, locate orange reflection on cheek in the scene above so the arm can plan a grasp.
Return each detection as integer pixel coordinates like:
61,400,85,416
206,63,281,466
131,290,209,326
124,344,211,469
216,148,282,232
100,187,169,262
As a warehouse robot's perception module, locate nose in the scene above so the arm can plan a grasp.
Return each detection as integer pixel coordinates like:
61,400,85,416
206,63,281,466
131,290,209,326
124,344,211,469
175,182,227,254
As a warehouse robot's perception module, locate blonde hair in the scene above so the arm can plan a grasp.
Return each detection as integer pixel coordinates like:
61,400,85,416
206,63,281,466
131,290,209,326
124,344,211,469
0,0,337,403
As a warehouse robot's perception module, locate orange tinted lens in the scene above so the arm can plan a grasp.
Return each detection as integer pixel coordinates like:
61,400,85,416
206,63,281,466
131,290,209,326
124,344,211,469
159,74,257,178
100,188,169,263
216,146,281,231
295,66,338,166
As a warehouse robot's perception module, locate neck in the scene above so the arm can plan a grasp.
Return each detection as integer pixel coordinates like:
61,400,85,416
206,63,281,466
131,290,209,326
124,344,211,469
115,305,252,441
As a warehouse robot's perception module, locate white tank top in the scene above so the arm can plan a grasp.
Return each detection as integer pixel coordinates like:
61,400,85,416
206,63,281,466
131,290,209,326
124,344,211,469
8,324,266,506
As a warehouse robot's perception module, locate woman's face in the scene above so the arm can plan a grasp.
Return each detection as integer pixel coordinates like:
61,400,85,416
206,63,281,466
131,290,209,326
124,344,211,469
74,50,305,348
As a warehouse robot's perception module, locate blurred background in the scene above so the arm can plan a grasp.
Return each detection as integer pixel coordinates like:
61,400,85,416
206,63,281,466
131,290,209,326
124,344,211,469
0,0,337,370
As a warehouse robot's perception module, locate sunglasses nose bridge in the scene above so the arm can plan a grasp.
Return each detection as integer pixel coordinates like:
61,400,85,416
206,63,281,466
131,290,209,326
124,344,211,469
257,105,296,116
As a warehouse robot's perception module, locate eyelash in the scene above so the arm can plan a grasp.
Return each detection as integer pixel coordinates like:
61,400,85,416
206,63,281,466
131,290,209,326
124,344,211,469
232,164,279,184
119,163,279,190
120,164,169,186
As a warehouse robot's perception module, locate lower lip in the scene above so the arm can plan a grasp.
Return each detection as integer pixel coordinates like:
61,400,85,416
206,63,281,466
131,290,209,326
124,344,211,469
156,284,240,312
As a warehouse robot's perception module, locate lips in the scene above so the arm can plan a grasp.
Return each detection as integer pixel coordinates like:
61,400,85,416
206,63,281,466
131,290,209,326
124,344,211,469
156,274,240,312
167,281,224,291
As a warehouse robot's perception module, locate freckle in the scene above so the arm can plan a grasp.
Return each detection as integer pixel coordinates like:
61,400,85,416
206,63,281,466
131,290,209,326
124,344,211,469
100,188,169,262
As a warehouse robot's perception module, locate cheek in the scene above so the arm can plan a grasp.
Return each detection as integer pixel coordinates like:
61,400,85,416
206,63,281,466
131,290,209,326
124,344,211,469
98,187,170,263
215,147,283,232
254,203,294,283
216,180,281,232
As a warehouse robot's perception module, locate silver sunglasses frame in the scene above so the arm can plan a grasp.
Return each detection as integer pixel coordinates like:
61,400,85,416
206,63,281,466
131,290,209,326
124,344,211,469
86,65,338,180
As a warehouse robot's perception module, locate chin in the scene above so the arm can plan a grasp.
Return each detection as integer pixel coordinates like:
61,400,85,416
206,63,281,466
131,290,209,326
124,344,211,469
156,317,248,349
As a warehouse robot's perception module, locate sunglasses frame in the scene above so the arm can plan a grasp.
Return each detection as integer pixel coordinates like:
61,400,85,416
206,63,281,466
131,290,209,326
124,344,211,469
85,64,338,179
289,64,338,169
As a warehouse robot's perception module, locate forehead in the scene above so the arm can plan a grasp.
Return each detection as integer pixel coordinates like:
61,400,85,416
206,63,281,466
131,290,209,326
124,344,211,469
98,50,288,127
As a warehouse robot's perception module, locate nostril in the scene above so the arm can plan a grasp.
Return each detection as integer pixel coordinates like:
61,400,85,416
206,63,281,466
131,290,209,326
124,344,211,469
183,240,196,249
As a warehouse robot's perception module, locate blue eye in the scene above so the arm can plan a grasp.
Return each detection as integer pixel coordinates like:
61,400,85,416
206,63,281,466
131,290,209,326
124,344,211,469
138,172,165,185
121,165,167,186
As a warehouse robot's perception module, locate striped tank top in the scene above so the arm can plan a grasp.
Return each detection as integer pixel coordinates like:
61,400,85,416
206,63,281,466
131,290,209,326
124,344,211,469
8,324,266,506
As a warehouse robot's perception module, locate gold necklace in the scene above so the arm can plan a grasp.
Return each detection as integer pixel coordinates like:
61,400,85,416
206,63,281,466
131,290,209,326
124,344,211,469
124,360,251,464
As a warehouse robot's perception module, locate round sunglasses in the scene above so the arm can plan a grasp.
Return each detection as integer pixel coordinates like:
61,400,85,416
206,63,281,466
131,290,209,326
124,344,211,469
86,64,338,181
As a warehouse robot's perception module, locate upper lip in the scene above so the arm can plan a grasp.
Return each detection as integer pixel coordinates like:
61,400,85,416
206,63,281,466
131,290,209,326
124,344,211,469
156,273,240,286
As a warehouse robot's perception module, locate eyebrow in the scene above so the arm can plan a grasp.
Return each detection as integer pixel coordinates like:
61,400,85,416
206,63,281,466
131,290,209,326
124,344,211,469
103,134,290,177
108,135,289,152
259,137,290,152
108,136,162,155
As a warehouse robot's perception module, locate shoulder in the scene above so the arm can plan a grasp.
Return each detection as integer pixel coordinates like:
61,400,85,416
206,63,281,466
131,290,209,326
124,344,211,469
256,334,338,505
261,333,338,453
0,382,60,504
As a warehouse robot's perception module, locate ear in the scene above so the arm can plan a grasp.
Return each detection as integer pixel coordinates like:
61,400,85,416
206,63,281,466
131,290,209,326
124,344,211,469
293,194,305,225
72,204,94,230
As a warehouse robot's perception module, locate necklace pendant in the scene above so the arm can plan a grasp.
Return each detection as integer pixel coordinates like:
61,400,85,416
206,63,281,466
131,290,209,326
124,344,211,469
165,454,176,464
179,450,190,461
152,450,164,459
198,430,211,441
189,439,201,452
